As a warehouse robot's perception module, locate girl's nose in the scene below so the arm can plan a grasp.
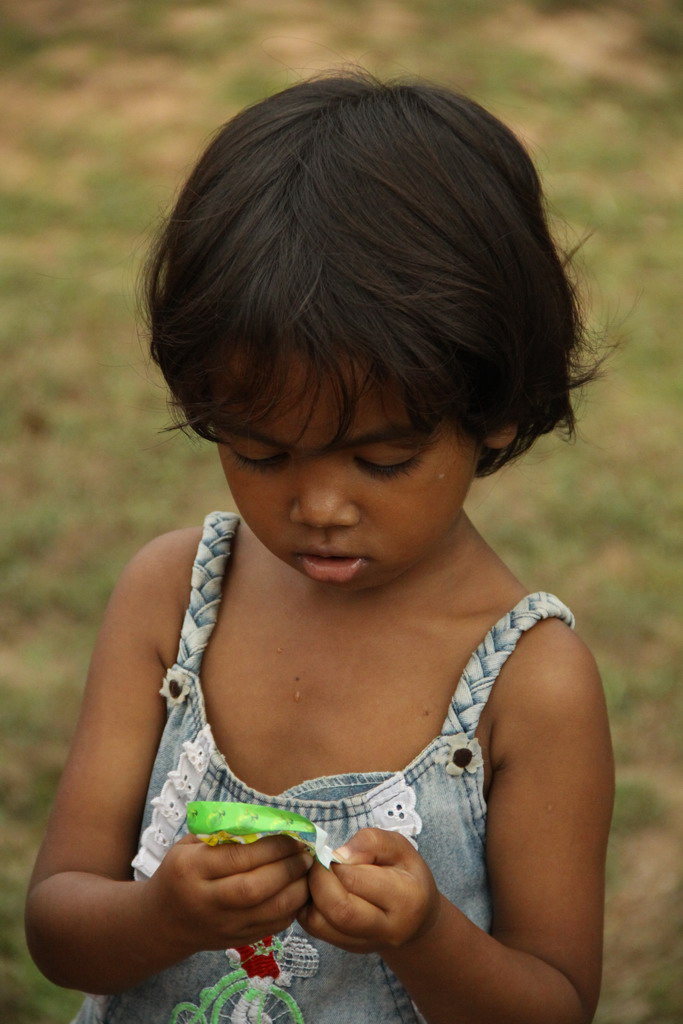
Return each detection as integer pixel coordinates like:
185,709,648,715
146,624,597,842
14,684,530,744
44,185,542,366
289,471,360,529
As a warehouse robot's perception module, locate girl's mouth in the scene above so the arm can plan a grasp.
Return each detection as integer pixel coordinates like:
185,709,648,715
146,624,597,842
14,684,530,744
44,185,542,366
297,554,366,584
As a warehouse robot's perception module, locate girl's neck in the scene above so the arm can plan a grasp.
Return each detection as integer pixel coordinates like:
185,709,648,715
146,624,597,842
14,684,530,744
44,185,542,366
242,513,519,623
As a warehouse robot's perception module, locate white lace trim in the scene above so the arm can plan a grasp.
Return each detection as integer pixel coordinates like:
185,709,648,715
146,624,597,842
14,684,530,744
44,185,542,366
365,773,422,847
132,724,215,880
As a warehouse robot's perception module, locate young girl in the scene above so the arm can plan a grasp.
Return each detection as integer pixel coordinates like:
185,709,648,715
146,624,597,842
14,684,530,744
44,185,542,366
26,71,613,1024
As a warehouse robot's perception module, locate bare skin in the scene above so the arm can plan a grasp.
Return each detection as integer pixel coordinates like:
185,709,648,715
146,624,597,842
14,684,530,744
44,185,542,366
25,384,613,1022
201,517,524,793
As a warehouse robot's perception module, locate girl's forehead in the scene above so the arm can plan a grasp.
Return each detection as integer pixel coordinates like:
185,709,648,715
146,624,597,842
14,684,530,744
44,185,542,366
217,360,429,450
237,384,421,450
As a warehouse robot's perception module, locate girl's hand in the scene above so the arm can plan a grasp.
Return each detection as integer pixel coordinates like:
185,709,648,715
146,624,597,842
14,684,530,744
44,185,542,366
298,828,440,954
142,834,313,956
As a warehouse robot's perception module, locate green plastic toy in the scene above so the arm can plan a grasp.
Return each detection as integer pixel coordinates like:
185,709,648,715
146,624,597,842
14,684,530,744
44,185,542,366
186,801,341,868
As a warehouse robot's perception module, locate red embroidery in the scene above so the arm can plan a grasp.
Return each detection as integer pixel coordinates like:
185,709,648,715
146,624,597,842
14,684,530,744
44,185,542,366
235,938,281,980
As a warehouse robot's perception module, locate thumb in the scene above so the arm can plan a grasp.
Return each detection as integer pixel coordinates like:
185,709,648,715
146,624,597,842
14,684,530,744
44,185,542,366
175,832,204,846
334,827,402,866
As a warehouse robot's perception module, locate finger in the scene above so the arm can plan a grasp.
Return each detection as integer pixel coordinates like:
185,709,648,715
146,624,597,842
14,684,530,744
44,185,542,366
335,828,412,867
215,850,314,910
299,890,385,948
307,863,386,939
240,874,312,933
329,863,403,914
173,832,205,845
196,834,307,880
178,833,305,859
213,875,312,950
310,859,401,923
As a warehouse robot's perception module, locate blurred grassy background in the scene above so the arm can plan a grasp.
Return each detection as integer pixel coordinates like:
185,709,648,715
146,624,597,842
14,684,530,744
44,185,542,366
1,1,682,1021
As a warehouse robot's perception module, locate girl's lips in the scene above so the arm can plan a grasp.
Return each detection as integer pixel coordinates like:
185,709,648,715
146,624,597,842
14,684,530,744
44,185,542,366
297,554,366,584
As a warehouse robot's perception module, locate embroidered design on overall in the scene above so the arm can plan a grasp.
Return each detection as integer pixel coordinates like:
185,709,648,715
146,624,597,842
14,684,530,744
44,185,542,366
366,773,422,847
168,930,319,1023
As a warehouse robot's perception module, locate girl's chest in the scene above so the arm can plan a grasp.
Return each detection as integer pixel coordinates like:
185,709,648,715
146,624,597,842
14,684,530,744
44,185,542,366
199,599,491,795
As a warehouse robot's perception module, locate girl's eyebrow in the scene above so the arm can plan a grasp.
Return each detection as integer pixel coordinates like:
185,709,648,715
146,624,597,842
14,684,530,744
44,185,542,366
226,424,429,453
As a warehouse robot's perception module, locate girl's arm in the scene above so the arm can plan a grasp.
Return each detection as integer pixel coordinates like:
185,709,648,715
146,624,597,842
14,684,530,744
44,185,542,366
300,620,614,1024
25,531,311,994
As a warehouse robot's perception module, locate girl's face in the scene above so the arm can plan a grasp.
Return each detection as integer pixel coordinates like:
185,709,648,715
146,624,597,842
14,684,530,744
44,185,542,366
217,376,505,594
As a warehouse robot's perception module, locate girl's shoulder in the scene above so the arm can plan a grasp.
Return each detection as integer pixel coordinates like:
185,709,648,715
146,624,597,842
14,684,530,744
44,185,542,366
481,613,610,778
499,614,601,708
122,525,202,587
106,526,204,671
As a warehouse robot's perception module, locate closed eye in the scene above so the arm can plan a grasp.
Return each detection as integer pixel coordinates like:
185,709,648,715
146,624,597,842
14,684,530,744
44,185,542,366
227,448,423,478
230,450,288,473
356,455,422,479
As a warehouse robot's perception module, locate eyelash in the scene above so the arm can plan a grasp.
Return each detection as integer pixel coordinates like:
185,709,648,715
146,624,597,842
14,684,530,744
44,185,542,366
229,450,421,479
356,456,421,479
230,451,287,473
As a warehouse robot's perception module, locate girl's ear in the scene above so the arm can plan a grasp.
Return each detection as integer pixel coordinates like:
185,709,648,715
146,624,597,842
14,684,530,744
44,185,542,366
483,424,517,450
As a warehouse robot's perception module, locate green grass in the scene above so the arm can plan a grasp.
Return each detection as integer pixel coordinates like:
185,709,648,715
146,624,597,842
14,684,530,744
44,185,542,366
2,1,682,1021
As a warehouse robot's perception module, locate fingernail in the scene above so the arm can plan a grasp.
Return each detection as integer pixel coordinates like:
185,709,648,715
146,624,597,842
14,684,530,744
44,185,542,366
334,845,352,862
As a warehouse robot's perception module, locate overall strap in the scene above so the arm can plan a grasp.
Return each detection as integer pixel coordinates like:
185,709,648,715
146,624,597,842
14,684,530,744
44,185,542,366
176,511,240,675
447,592,575,738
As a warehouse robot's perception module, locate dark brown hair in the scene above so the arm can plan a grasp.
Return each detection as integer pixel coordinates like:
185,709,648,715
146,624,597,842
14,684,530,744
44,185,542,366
144,70,597,474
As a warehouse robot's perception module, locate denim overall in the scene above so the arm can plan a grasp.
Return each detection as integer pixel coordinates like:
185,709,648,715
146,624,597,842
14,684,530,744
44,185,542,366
73,510,574,1024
